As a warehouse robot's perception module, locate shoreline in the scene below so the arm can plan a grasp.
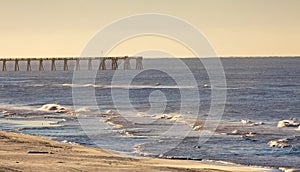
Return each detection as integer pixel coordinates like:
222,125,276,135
0,130,278,172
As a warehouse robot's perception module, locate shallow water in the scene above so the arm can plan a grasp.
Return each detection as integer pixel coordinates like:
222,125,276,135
0,57,300,168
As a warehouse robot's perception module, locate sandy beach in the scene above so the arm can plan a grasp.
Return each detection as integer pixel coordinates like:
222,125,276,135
0,131,276,172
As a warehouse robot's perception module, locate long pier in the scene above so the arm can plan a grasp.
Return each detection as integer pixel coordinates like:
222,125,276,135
0,56,143,71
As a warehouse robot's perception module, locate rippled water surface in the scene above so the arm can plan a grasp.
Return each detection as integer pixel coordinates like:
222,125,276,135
0,57,300,168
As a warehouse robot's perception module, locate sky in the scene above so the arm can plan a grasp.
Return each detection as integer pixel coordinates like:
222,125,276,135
0,0,299,57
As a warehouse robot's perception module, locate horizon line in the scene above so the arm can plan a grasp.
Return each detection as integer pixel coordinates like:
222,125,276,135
0,55,300,59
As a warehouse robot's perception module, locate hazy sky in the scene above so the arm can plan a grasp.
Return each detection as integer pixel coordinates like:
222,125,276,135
0,0,299,57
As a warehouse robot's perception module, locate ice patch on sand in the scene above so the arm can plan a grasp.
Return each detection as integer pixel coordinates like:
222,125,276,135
0,119,62,127
240,119,264,126
38,104,68,113
277,118,300,128
268,136,300,148
37,104,75,115
155,113,182,122
75,107,92,112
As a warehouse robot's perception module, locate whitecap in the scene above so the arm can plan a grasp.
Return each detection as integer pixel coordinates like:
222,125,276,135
62,83,77,87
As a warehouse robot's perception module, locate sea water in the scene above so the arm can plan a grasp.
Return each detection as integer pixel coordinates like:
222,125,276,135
0,57,299,168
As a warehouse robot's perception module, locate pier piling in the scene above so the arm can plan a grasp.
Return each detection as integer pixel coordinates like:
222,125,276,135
2,60,6,71
14,60,19,71
88,58,93,70
136,57,143,70
111,58,118,70
75,59,80,71
51,59,56,71
39,59,44,71
27,59,31,71
63,59,68,71
124,57,131,70
99,58,106,70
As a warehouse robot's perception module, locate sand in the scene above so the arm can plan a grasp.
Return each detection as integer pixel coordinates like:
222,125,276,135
0,131,275,172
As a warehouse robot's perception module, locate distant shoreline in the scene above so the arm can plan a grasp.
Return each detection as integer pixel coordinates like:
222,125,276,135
0,56,300,59
216,56,300,58
147,56,300,58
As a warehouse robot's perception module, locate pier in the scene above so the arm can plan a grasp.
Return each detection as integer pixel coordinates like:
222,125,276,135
0,56,143,71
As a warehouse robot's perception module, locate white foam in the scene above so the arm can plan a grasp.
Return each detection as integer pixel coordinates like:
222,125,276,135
75,107,91,112
0,104,37,111
141,112,205,131
105,109,117,114
61,83,195,89
279,167,300,172
82,84,104,88
62,83,80,87
136,112,156,118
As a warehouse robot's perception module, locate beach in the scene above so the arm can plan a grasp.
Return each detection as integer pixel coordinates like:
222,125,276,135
0,131,276,172
1,0,300,170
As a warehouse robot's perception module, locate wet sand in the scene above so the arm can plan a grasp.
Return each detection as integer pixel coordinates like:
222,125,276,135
0,131,275,172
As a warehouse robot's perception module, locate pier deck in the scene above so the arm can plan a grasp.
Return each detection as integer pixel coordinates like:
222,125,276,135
0,56,143,71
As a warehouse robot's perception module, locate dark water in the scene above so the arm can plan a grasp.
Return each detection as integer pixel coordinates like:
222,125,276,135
0,57,300,169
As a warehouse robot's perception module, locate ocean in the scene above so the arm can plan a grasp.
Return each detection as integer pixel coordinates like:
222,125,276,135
0,57,299,169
